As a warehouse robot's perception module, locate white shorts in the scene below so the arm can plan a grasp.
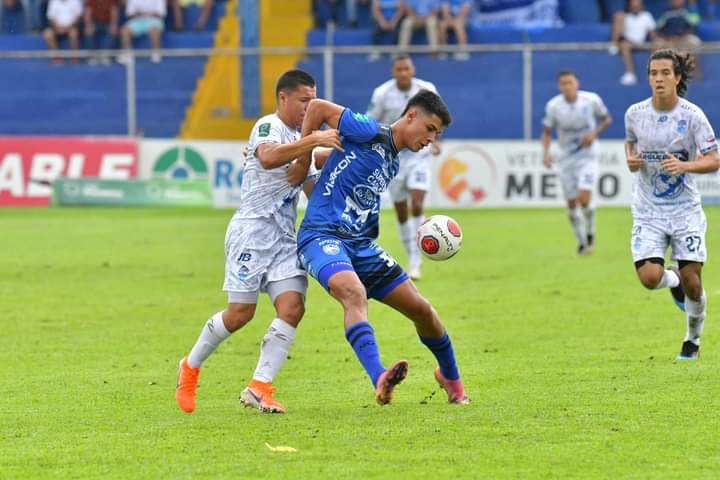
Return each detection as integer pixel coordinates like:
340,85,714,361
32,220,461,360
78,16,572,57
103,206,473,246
631,209,707,263
558,158,597,200
222,217,307,304
389,152,431,202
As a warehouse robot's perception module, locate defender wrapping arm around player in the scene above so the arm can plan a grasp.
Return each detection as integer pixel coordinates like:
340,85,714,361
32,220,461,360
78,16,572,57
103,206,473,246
175,70,342,415
624,49,720,360
291,90,469,406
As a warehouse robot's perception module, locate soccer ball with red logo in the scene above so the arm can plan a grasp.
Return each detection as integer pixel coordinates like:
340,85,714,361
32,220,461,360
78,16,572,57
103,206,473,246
416,215,463,261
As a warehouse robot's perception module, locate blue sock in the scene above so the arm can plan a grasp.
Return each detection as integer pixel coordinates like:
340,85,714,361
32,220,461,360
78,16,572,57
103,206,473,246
345,321,385,387
420,332,459,381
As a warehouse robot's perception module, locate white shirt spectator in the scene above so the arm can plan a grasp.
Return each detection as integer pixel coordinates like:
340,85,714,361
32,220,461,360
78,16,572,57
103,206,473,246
623,10,655,45
126,0,166,17
46,0,83,28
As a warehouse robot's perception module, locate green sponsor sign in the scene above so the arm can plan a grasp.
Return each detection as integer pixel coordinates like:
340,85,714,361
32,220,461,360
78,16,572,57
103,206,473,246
52,179,212,207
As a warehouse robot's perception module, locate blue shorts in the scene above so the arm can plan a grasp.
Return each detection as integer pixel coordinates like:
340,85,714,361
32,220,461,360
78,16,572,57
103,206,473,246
298,233,408,300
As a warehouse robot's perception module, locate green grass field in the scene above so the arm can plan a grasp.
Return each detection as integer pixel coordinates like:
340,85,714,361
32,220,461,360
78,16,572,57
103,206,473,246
2,207,719,479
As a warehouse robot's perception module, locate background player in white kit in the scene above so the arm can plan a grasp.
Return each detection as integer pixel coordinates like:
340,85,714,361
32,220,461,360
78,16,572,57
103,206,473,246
542,70,612,255
175,70,342,414
625,49,719,360
367,54,441,279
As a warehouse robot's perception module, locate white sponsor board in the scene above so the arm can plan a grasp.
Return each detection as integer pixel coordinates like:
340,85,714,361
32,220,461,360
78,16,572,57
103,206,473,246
139,139,247,208
137,139,720,209
429,140,720,208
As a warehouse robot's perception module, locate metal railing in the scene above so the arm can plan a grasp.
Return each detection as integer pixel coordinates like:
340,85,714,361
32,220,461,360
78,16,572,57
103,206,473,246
3,41,720,138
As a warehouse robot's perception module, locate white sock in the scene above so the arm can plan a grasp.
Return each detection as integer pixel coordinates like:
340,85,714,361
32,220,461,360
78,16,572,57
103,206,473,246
568,208,586,246
252,318,296,383
408,215,424,269
582,205,596,240
684,290,706,346
655,269,680,289
187,311,231,368
398,220,415,265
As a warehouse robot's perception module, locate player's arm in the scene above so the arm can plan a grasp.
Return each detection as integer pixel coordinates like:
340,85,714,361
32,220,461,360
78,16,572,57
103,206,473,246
256,129,341,170
662,149,720,176
581,113,612,147
541,127,553,168
287,100,345,186
625,141,643,172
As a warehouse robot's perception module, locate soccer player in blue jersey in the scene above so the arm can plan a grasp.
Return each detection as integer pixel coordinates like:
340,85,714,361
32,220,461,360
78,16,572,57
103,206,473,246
293,90,469,405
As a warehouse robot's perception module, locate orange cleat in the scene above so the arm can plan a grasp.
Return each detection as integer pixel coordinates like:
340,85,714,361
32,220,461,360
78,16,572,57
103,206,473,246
239,380,287,413
175,356,200,413
434,368,470,405
375,360,409,406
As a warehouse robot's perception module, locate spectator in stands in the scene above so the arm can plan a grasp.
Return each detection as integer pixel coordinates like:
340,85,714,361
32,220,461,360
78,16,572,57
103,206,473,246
688,0,716,18
84,0,119,64
656,0,701,52
318,0,370,27
43,0,83,64
119,0,166,64
398,0,439,54
369,0,405,61
0,0,33,32
610,0,657,85
170,0,213,31
438,0,472,60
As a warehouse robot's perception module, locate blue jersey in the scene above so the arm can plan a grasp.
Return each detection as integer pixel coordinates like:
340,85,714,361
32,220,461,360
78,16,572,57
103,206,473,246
299,108,400,246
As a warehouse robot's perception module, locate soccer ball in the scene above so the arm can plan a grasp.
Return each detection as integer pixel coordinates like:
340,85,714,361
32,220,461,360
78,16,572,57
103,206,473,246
416,215,463,261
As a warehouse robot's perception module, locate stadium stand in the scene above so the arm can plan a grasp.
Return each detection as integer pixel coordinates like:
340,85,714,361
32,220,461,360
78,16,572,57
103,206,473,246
1,0,720,138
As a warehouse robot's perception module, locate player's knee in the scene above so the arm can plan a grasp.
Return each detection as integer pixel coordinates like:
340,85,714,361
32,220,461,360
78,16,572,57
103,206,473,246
638,272,662,290
682,277,703,300
223,304,255,331
407,295,435,325
277,300,305,325
334,283,367,310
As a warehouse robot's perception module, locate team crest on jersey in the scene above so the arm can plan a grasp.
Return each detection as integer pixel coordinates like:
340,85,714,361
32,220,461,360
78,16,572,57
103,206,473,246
258,123,271,137
677,119,688,135
320,239,341,255
658,115,668,123
372,143,386,160
652,172,685,199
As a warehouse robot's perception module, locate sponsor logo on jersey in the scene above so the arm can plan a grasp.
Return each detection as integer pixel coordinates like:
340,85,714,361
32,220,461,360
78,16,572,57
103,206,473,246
323,151,356,196
258,123,271,137
372,143,386,160
658,115,668,123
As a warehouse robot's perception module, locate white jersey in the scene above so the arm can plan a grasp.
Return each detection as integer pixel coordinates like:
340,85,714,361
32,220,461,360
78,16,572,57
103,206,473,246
625,97,718,218
543,90,609,160
235,113,302,234
368,77,438,161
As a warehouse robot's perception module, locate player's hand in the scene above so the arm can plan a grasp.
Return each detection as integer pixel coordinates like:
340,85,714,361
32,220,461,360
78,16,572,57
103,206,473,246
543,152,552,169
311,129,343,151
626,152,643,172
661,153,687,176
287,158,310,186
581,132,597,148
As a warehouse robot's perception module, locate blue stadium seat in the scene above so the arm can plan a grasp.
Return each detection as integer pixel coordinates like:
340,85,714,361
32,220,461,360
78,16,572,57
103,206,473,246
558,0,601,24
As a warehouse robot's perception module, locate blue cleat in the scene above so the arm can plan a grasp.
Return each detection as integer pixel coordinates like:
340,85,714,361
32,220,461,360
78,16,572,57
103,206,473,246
676,340,700,360
667,265,685,312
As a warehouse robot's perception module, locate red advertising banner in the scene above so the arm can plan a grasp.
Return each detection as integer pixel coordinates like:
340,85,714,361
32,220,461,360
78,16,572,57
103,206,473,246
0,137,139,206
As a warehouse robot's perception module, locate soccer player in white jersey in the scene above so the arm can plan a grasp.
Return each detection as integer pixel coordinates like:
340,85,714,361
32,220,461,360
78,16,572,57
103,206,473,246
625,49,719,360
367,54,441,279
542,70,612,255
175,70,342,414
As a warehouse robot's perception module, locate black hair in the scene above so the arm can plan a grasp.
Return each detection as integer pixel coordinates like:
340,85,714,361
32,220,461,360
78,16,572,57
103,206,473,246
401,89,452,127
557,69,577,80
393,53,413,65
275,69,315,97
647,48,694,97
